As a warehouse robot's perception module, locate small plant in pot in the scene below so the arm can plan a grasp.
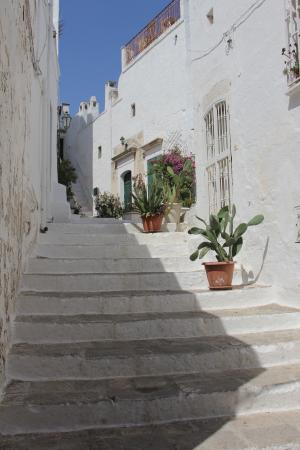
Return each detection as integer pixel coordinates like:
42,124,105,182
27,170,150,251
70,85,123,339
132,174,165,233
149,147,196,227
164,159,194,229
188,205,264,290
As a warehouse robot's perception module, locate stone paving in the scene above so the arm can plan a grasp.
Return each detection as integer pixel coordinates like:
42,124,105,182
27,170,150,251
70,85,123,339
1,411,300,450
1,220,300,449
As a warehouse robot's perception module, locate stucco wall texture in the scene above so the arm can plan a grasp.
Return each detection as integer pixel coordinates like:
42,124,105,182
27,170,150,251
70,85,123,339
66,0,300,301
0,0,59,389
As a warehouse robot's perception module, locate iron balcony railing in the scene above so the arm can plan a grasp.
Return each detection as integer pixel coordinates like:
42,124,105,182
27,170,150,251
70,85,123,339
124,0,181,65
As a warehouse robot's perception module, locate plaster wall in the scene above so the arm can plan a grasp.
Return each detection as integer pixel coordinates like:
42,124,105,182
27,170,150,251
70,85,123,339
64,0,300,298
110,17,191,152
189,0,300,296
92,111,112,195
66,0,194,202
65,102,100,210
0,0,61,390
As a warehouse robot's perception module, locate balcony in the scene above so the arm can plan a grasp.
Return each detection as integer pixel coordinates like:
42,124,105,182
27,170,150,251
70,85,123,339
124,0,181,66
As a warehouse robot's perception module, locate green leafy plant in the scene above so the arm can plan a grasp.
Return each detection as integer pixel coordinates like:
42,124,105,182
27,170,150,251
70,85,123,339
132,175,165,217
149,147,196,207
95,192,124,218
166,158,194,203
188,205,264,262
58,159,77,187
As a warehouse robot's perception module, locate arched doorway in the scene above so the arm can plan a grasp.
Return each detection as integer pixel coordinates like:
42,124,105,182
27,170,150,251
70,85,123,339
123,171,132,209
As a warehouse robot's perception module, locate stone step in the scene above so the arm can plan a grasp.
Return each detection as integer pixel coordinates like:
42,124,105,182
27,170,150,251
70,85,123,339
26,256,201,274
38,231,191,246
12,305,300,343
1,410,300,450
34,242,190,259
47,222,149,234
1,364,300,434
16,286,274,316
22,268,250,292
20,271,217,293
7,329,300,381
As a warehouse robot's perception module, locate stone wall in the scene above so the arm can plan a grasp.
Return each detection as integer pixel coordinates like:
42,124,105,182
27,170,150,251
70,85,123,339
0,0,59,390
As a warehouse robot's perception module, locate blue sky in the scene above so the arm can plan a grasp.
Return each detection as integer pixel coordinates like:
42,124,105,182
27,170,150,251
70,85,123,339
59,0,170,115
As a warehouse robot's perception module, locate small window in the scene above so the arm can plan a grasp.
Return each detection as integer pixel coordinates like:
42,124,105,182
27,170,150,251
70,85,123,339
98,146,102,159
207,8,214,24
131,103,136,117
93,101,97,107
84,104,88,110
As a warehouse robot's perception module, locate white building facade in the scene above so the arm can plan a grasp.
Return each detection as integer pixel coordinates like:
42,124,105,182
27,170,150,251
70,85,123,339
190,0,300,299
0,0,68,390
65,0,300,299
65,0,193,211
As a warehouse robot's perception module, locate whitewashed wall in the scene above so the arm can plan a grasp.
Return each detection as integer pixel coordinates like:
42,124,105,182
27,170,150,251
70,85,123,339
65,100,100,210
92,108,112,195
0,0,62,390
110,12,191,152
65,0,300,299
66,0,194,203
189,0,300,298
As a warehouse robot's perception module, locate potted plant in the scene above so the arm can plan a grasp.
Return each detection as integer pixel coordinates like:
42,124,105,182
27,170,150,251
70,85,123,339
149,147,196,229
188,205,264,290
282,45,300,84
131,174,166,233
164,159,194,229
94,192,124,219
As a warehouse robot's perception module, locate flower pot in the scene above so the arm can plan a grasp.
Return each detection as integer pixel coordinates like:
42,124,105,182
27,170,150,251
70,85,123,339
203,261,235,290
142,214,163,233
164,203,182,231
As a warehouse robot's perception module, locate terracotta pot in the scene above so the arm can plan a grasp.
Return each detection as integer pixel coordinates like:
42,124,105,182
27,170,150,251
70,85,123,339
203,261,235,290
142,214,163,233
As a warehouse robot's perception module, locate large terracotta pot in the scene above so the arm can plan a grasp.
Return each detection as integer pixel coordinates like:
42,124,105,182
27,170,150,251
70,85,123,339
203,261,235,290
142,214,163,233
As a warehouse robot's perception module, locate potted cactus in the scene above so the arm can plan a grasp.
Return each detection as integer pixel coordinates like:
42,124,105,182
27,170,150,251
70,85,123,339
131,175,166,233
188,205,264,290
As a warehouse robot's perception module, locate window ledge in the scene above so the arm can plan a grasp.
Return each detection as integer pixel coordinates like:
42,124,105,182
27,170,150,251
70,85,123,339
286,80,300,96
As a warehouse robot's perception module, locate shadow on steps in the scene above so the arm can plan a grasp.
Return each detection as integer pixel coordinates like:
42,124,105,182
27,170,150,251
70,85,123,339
0,219,289,449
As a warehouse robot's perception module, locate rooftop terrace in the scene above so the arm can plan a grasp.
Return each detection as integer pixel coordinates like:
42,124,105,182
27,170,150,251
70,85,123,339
124,0,181,66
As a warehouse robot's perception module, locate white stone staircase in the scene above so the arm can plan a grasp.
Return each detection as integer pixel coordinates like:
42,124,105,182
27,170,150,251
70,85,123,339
1,221,300,449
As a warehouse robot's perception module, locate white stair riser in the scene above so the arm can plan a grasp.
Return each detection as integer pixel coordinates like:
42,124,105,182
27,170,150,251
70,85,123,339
1,382,300,434
12,313,300,343
38,233,190,246
21,272,206,292
16,290,274,316
34,244,189,259
47,223,146,234
7,341,300,381
26,257,199,274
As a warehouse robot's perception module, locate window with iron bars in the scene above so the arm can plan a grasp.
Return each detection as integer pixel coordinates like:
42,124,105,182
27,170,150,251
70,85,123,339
204,101,232,214
284,0,300,86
